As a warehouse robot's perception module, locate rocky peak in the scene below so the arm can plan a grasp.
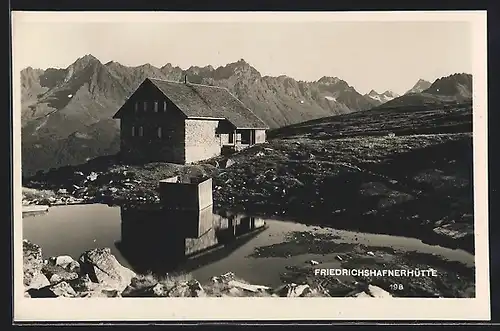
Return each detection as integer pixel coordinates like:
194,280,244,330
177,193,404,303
104,61,126,69
72,54,101,68
65,54,102,80
185,64,215,75
22,66,36,73
424,73,472,98
21,67,45,83
405,78,432,95
213,59,261,80
382,90,399,98
160,63,183,74
161,63,173,70
138,63,155,68
317,76,343,85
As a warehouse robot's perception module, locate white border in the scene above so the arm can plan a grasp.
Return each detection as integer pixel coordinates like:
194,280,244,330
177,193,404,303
12,11,490,321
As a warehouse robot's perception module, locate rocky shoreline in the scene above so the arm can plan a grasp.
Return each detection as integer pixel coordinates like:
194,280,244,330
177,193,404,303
22,132,475,254
23,240,395,298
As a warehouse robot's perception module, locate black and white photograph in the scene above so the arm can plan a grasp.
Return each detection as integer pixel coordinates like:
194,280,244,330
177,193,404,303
12,11,489,321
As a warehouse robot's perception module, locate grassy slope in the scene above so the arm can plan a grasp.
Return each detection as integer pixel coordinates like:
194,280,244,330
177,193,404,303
24,102,474,251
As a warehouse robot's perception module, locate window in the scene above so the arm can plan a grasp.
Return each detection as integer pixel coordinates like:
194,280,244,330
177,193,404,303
228,133,234,144
131,126,136,137
163,101,167,112
241,130,251,144
154,101,158,112
157,126,162,138
138,126,144,137
143,101,147,111
134,102,138,112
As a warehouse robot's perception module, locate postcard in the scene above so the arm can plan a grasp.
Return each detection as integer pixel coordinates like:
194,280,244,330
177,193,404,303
12,10,489,321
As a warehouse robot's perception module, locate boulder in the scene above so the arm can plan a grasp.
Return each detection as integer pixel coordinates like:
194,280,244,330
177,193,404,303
167,280,206,297
100,289,121,298
49,274,62,284
27,273,50,290
76,289,122,298
66,261,81,272
50,281,77,297
188,280,206,297
23,240,45,289
42,264,79,283
150,283,168,297
27,281,77,298
228,287,244,296
166,282,191,297
367,285,393,298
433,223,472,240
227,280,270,293
67,274,100,293
122,282,167,297
78,248,136,292
211,272,236,284
225,158,235,169
349,284,393,298
87,172,98,182
353,291,372,298
273,283,312,297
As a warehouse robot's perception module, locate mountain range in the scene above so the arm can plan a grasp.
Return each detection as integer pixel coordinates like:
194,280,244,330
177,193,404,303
374,73,472,109
19,54,472,177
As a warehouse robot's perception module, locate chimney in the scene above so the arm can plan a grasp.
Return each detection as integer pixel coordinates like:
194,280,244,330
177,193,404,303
184,75,187,84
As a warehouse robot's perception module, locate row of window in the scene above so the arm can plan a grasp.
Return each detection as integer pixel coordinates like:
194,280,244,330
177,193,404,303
134,101,168,113
131,126,164,138
130,126,236,142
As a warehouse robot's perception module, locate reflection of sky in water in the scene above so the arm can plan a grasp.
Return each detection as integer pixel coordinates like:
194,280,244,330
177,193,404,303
23,204,474,286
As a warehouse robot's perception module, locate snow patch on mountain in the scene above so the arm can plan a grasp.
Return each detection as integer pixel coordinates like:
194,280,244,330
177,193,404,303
365,89,399,104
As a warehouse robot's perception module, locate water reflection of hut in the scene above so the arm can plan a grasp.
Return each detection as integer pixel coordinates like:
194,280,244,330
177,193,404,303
115,204,267,275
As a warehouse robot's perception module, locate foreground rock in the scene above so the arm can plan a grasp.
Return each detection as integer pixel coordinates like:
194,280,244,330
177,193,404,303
78,248,136,292
273,283,316,297
23,241,399,298
349,285,393,298
28,281,78,298
23,240,49,290
42,264,79,284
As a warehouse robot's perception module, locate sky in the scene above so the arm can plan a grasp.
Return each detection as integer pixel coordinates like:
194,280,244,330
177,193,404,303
12,12,474,95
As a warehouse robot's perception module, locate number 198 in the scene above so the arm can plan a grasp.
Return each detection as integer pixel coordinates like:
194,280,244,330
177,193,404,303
389,283,404,291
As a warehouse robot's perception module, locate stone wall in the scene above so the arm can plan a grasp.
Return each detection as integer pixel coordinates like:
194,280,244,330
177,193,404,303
118,80,187,164
184,119,223,163
219,133,230,145
120,117,185,164
255,129,267,144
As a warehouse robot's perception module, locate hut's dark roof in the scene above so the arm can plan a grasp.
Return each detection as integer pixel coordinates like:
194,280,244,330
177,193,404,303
115,78,268,129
